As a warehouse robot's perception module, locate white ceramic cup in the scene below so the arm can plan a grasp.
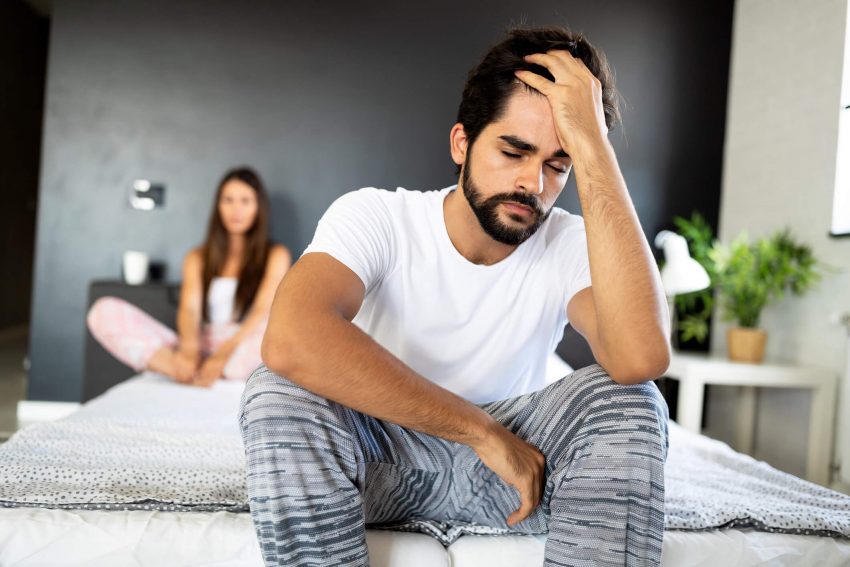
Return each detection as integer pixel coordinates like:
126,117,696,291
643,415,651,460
123,251,149,285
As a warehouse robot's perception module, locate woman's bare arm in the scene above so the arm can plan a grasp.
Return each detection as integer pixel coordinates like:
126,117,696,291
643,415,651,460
214,244,292,358
176,248,204,355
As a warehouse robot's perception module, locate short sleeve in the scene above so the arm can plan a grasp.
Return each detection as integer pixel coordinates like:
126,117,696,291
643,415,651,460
301,188,396,293
553,215,592,310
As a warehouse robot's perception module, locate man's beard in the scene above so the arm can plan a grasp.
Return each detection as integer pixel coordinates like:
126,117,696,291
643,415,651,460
461,152,552,246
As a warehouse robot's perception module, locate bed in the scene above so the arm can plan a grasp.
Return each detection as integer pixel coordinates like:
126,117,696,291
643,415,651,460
2,368,850,566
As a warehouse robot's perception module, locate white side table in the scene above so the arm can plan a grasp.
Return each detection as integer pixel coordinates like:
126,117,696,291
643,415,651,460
665,351,839,486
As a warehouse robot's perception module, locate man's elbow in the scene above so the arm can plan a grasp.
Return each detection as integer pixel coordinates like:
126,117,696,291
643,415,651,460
608,341,671,385
260,327,297,378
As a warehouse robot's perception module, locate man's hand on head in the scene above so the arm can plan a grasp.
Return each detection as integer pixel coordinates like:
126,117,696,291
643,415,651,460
514,50,609,162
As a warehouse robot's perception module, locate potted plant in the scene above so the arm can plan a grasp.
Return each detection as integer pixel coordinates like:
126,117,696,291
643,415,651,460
708,228,828,362
666,213,832,363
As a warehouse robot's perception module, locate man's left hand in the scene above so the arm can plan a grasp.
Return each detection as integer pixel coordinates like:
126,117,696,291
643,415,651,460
514,50,608,159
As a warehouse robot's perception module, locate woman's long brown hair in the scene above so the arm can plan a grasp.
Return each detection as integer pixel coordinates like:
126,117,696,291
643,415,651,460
200,167,271,323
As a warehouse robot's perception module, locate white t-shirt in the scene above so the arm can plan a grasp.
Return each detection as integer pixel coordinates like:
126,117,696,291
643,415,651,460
302,185,592,403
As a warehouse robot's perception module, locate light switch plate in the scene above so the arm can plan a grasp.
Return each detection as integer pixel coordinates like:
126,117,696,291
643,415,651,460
129,179,165,210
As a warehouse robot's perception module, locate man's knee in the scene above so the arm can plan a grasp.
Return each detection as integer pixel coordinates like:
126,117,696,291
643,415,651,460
238,364,354,454
564,362,666,406
595,365,668,452
554,363,669,447
239,364,326,432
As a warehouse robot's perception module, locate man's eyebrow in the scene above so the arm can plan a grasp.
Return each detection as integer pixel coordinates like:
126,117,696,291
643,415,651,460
498,135,569,158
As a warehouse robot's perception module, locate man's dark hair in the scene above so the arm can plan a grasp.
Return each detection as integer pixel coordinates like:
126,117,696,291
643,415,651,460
455,26,622,173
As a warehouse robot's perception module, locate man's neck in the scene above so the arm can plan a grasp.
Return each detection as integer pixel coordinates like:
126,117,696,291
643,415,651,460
443,187,518,266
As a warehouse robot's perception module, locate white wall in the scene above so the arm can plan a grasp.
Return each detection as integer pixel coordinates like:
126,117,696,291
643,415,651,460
707,0,850,486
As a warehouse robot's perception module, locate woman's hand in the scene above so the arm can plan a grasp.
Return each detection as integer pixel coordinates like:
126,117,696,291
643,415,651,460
193,352,229,387
173,349,200,383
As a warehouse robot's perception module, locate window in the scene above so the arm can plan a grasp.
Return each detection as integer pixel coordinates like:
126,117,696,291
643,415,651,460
831,3,850,236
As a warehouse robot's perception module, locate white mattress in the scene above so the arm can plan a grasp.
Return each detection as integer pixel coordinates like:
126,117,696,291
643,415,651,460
2,506,850,566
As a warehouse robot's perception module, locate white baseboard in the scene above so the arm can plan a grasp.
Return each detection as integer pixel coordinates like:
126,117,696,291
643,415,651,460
17,400,81,429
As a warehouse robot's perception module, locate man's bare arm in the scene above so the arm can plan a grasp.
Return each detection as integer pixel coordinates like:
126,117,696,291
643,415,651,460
261,252,497,447
571,137,671,383
516,50,671,385
261,252,546,526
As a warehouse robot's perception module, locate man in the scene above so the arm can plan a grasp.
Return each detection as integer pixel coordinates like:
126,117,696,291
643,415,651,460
240,26,671,567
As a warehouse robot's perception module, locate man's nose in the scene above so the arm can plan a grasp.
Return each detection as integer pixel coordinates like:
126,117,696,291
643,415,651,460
515,160,544,195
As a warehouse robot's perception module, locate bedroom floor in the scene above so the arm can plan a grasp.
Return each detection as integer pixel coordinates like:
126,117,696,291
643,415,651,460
0,327,28,443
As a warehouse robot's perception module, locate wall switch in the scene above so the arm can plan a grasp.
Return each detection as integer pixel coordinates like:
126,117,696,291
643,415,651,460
129,179,165,210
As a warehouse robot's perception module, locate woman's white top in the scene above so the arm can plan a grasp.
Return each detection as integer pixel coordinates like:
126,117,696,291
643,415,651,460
207,277,238,323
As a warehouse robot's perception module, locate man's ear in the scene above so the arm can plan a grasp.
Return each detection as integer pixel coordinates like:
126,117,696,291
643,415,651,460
449,123,469,167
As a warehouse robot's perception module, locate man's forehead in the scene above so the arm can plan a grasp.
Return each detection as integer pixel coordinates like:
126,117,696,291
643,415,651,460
486,90,568,158
498,86,550,118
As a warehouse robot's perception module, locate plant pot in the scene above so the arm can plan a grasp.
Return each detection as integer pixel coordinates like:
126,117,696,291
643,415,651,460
726,327,768,363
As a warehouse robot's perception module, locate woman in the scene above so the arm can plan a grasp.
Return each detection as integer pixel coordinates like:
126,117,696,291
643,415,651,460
87,166,291,387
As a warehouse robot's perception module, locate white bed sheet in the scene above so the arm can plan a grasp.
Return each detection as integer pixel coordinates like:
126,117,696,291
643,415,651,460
2,506,850,567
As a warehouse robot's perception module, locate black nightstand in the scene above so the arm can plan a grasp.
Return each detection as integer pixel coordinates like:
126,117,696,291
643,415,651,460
82,280,180,402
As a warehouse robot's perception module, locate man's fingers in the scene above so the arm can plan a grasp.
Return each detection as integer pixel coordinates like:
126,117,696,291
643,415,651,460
522,51,572,77
521,51,597,89
507,502,531,526
513,70,552,95
507,481,536,526
547,48,599,82
506,454,547,526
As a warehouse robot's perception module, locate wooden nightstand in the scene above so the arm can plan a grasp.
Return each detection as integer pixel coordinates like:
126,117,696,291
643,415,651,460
665,351,839,485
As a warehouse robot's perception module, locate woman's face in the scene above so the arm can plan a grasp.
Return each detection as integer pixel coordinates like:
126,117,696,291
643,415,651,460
218,179,259,235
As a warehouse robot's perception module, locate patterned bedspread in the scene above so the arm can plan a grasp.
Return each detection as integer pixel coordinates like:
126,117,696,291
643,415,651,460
1,373,848,545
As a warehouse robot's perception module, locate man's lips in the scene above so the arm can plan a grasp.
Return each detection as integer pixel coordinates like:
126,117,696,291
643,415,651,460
501,201,534,216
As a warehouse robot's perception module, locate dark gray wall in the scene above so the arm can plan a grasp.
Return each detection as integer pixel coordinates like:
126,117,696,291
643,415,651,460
1,0,48,330
28,0,733,401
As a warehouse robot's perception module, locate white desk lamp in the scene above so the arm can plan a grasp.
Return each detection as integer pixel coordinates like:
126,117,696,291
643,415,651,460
654,230,711,348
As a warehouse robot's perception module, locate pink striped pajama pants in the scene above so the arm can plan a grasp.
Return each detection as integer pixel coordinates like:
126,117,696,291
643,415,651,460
86,296,267,382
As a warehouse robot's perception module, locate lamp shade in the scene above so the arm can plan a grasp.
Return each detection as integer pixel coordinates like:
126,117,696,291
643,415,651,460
654,230,711,296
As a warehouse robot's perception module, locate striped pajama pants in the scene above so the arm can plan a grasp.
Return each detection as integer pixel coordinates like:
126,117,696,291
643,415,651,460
239,362,669,567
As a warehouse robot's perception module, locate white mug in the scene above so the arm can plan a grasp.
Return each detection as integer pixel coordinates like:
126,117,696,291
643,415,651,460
123,251,149,285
